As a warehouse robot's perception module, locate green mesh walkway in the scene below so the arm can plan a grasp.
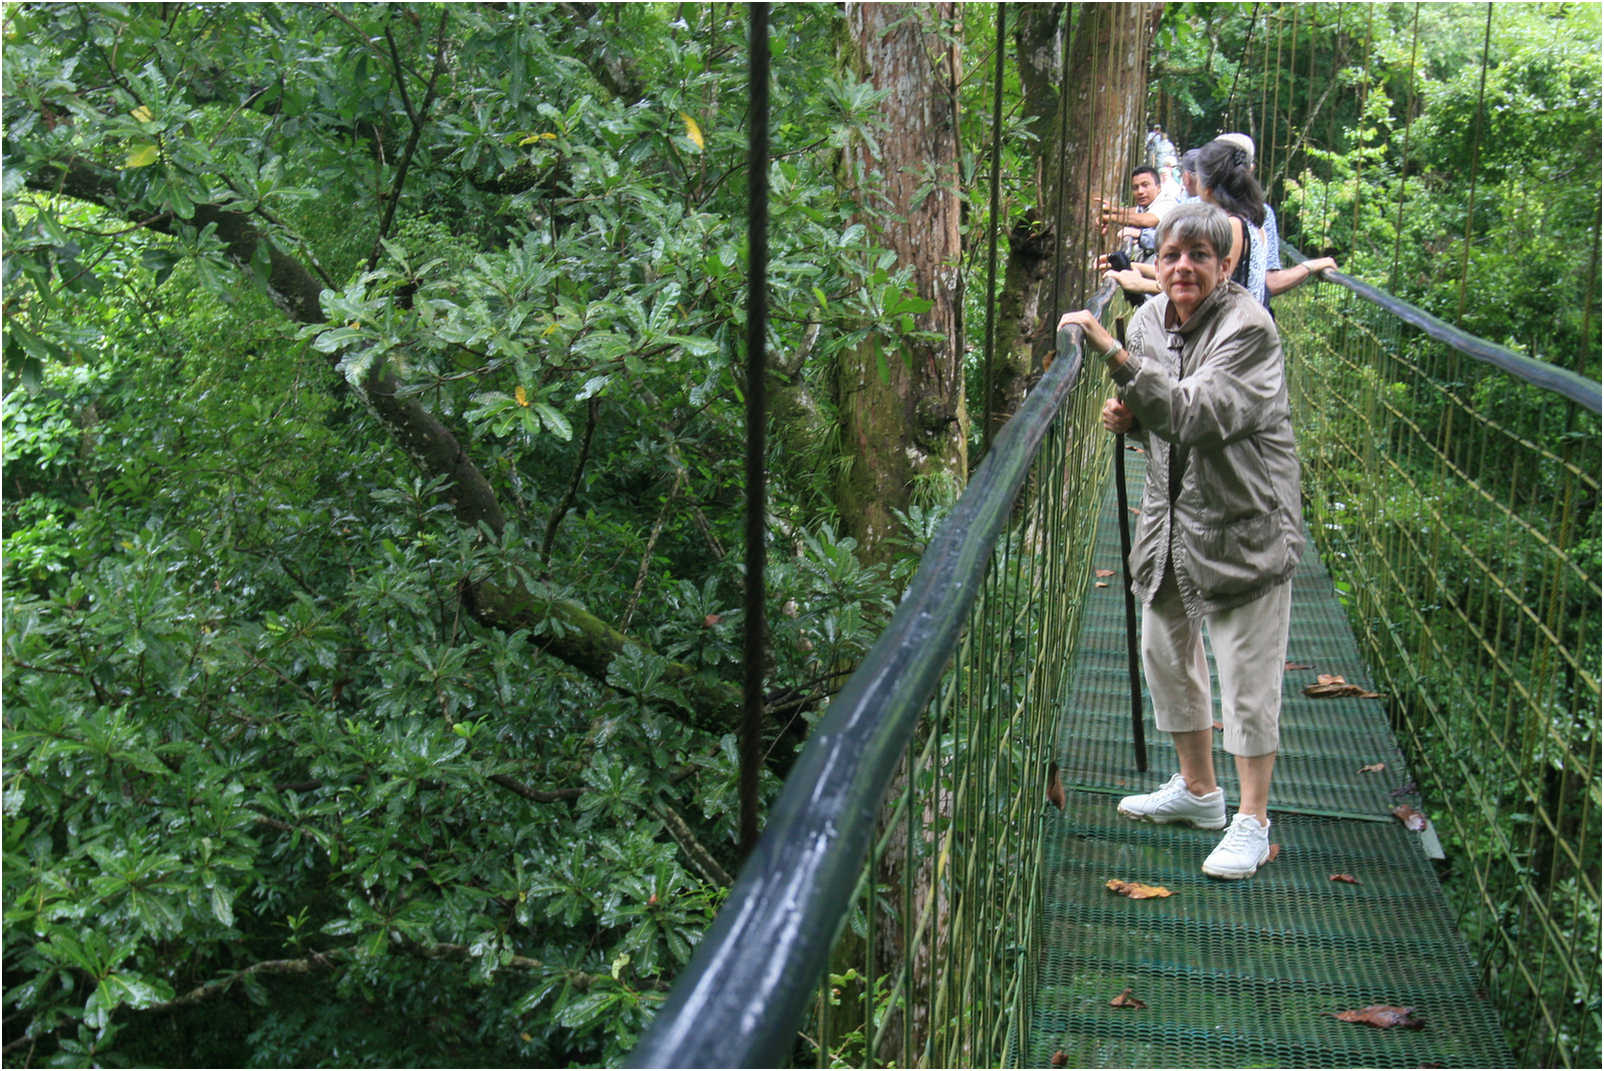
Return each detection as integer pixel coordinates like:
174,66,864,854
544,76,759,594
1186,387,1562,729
1031,450,1512,1067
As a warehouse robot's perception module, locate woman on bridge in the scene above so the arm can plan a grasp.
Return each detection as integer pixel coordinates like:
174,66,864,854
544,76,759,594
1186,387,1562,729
1059,201,1303,880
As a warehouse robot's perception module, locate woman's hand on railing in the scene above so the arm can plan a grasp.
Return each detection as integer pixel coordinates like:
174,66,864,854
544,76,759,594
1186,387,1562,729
1101,397,1135,434
1305,256,1337,275
1059,308,1116,355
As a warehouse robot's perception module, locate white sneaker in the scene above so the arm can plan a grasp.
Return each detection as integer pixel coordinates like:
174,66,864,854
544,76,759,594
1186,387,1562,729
1202,812,1272,879
1116,772,1227,830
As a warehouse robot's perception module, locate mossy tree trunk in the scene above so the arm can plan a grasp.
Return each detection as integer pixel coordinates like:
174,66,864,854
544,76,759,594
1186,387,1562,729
834,2,968,563
988,2,1158,441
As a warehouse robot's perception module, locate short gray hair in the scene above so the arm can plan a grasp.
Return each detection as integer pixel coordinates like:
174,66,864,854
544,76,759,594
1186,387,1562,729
1155,202,1232,262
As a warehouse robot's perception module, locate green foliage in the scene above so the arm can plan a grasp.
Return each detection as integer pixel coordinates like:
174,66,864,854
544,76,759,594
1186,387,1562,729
1,3,918,1066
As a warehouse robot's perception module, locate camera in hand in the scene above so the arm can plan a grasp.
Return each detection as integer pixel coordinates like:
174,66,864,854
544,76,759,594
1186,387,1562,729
1107,250,1132,272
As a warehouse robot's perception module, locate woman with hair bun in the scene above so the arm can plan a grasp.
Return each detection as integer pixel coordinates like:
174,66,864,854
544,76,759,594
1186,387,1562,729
1196,138,1269,306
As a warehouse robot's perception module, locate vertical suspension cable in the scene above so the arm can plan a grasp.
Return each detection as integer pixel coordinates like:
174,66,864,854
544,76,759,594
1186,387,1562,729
1389,4,1421,292
739,0,770,856
1281,2,1300,200
1268,6,1284,195
1048,6,1074,327
976,6,1009,1041
1320,6,1340,251
1582,215,1600,377
1350,6,1372,260
1456,4,1494,328
980,3,1008,457
1223,2,1259,131
1082,5,1108,308
1257,5,1271,166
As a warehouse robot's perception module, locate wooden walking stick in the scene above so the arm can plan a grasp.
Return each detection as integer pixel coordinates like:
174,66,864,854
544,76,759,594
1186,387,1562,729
1112,318,1147,772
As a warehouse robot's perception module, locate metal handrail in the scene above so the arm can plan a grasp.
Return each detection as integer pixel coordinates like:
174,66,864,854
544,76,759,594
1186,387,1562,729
626,280,1119,1068
1283,243,1602,414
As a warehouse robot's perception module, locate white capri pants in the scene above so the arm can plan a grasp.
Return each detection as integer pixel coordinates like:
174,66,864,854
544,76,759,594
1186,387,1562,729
1142,567,1292,757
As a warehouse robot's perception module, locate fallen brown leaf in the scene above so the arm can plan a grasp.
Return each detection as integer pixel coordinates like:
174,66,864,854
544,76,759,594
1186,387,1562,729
1392,803,1428,832
1357,762,1386,774
1095,568,1116,578
1047,761,1065,811
1285,661,1313,670
1095,581,1109,588
1303,673,1382,699
1105,879,1173,899
1330,1004,1424,1030
1265,843,1282,863
1330,873,1362,885
1109,987,1147,1009
1050,1051,1068,1068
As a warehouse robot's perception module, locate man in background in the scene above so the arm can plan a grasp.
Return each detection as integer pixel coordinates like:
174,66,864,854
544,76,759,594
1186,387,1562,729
1102,166,1179,262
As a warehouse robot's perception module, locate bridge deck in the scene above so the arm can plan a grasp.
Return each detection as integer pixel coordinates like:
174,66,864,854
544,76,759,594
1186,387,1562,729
1032,450,1512,1068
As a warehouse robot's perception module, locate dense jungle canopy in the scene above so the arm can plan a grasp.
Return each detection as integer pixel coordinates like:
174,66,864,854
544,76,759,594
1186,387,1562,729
2,3,1598,1066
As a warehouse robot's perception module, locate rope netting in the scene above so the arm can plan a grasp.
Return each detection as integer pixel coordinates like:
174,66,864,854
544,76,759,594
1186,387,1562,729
1276,270,1602,1068
806,345,1109,1067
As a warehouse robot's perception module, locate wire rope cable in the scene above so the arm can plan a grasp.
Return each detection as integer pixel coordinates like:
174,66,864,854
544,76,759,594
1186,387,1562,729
980,3,1008,457
1455,4,1494,327
739,0,770,856
1389,4,1421,292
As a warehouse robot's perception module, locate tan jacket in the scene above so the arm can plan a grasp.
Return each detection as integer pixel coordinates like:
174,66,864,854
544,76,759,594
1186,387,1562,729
1110,280,1304,616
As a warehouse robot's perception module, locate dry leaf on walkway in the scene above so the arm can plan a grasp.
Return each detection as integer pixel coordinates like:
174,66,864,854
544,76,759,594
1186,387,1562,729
1096,568,1116,577
1330,873,1362,885
1331,1004,1424,1029
1392,803,1428,831
1286,660,1313,670
1266,843,1282,864
1358,762,1386,774
1109,987,1147,1009
1303,673,1382,699
1050,1050,1068,1067
1105,879,1172,899
1095,581,1109,588
1047,762,1065,811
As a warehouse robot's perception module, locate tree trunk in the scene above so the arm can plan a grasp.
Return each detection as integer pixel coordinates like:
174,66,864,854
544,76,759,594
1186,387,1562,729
834,2,968,562
991,3,1158,425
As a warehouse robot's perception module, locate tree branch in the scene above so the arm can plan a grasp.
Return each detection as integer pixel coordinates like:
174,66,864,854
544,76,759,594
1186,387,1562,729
488,773,587,803
541,396,600,563
136,941,591,1017
26,155,762,744
365,10,451,273
657,802,733,886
